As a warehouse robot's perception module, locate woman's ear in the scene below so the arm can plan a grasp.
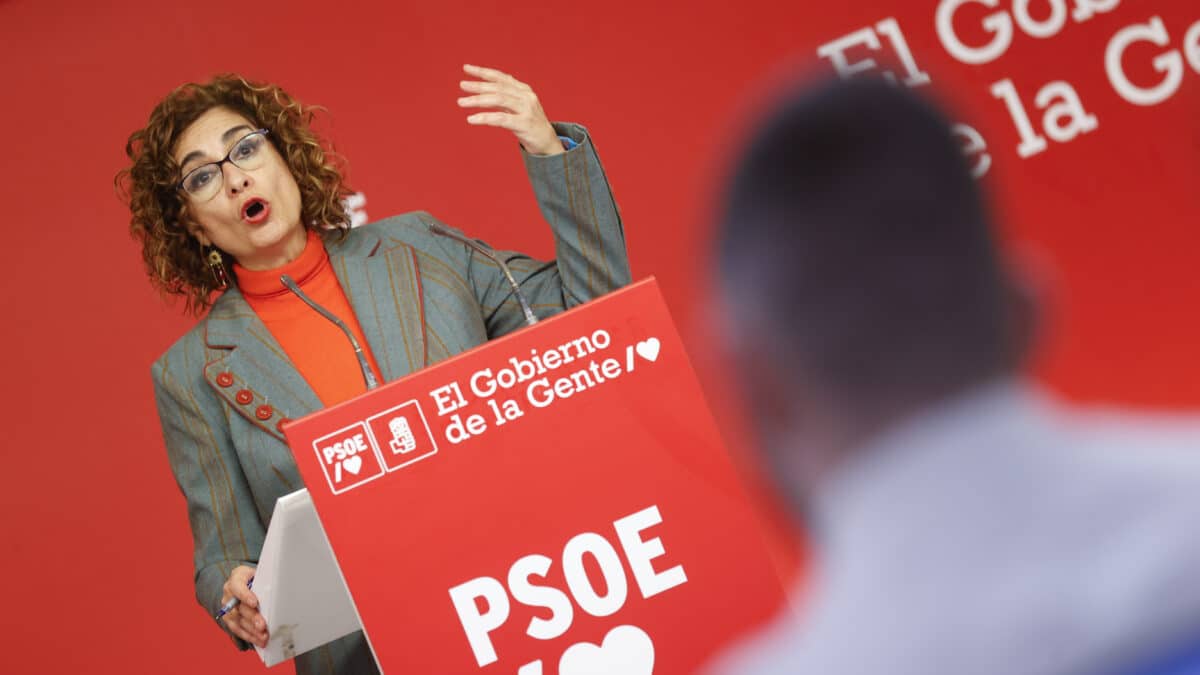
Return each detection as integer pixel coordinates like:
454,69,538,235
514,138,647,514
181,219,212,248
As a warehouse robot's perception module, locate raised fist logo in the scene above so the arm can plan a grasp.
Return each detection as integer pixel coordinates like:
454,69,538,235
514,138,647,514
387,416,417,454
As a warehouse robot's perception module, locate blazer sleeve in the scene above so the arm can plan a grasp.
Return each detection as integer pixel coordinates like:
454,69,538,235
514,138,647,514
470,121,632,337
152,349,261,649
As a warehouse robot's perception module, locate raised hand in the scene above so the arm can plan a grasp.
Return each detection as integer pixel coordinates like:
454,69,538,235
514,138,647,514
458,64,564,156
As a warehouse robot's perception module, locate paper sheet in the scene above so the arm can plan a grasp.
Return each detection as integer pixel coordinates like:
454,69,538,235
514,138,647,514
253,489,363,666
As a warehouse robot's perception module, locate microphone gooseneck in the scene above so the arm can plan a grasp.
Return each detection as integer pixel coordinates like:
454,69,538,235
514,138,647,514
428,222,538,327
280,274,381,391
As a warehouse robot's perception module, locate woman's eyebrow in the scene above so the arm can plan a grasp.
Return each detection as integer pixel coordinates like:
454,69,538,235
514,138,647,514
178,124,255,173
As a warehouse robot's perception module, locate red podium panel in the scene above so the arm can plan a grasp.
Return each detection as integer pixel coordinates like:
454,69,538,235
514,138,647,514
283,278,786,673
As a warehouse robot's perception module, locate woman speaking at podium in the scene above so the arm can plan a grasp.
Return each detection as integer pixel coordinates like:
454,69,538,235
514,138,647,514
118,66,630,674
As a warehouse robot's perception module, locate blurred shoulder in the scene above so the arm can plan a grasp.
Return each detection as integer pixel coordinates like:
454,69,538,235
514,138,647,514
1057,400,1200,497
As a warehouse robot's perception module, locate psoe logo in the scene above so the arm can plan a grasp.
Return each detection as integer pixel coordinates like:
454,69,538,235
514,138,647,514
312,422,386,494
365,400,439,472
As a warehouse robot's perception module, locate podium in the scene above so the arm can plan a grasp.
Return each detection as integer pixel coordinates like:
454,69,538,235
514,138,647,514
270,278,787,673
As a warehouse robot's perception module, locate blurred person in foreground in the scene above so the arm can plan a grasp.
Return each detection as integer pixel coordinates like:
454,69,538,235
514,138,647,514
708,76,1200,675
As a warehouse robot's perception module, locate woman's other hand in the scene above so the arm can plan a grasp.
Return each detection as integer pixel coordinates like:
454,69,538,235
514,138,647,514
221,565,268,648
458,64,565,156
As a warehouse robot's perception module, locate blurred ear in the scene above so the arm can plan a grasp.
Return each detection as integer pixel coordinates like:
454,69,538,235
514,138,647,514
712,293,799,438
1002,245,1055,367
740,337,798,434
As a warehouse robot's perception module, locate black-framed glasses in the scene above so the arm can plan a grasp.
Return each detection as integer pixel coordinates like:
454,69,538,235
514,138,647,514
177,129,271,201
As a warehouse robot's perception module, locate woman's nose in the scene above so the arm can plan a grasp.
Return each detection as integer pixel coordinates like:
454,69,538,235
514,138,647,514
223,163,253,195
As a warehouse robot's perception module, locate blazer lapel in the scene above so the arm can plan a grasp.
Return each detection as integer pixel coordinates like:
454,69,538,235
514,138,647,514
327,229,427,382
203,289,324,441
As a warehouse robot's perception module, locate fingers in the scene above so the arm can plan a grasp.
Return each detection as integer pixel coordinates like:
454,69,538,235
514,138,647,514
221,604,250,640
222,603,269,647
458,80,501,94
237,603,270,646
462,63,530,90
465,111,521,130
459,79,531,96
220,565,267,647
226,565,258,609
457,92,524,113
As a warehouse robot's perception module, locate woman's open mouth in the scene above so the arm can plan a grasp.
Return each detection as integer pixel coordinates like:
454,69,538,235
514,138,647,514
242,198,270,224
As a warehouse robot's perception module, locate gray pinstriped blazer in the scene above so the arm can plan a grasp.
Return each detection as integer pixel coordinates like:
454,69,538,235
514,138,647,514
152,123,630,675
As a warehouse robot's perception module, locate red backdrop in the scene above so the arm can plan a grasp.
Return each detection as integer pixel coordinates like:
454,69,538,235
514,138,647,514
0,0,1196,672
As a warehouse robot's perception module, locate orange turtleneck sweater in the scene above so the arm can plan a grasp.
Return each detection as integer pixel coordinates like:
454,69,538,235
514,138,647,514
234,230,382,407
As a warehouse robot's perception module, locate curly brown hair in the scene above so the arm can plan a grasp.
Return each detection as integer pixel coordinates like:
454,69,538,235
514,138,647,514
117,74,351,315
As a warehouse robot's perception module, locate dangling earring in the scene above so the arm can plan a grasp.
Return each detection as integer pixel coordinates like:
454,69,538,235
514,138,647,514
206,247,230,290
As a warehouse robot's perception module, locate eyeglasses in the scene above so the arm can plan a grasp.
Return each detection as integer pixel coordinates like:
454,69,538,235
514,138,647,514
177,129,271,201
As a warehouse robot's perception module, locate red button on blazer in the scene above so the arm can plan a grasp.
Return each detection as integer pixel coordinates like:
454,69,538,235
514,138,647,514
235,389,253,405
256,405,273,421
216,372,234,387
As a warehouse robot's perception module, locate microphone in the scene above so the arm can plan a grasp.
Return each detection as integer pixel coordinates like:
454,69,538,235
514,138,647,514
280,274,381,391
428,222,538,327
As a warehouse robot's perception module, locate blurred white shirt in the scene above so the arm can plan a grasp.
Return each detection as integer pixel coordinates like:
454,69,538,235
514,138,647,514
710,381,1200,675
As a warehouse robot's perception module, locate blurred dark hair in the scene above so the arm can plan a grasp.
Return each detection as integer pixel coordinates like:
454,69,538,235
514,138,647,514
717,76,1015,405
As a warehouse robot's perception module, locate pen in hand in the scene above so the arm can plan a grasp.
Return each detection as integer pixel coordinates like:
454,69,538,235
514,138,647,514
214,577,254,622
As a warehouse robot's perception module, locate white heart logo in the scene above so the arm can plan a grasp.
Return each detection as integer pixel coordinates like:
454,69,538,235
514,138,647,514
558,625,655,675
342,455,363,475
635,338,661,362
